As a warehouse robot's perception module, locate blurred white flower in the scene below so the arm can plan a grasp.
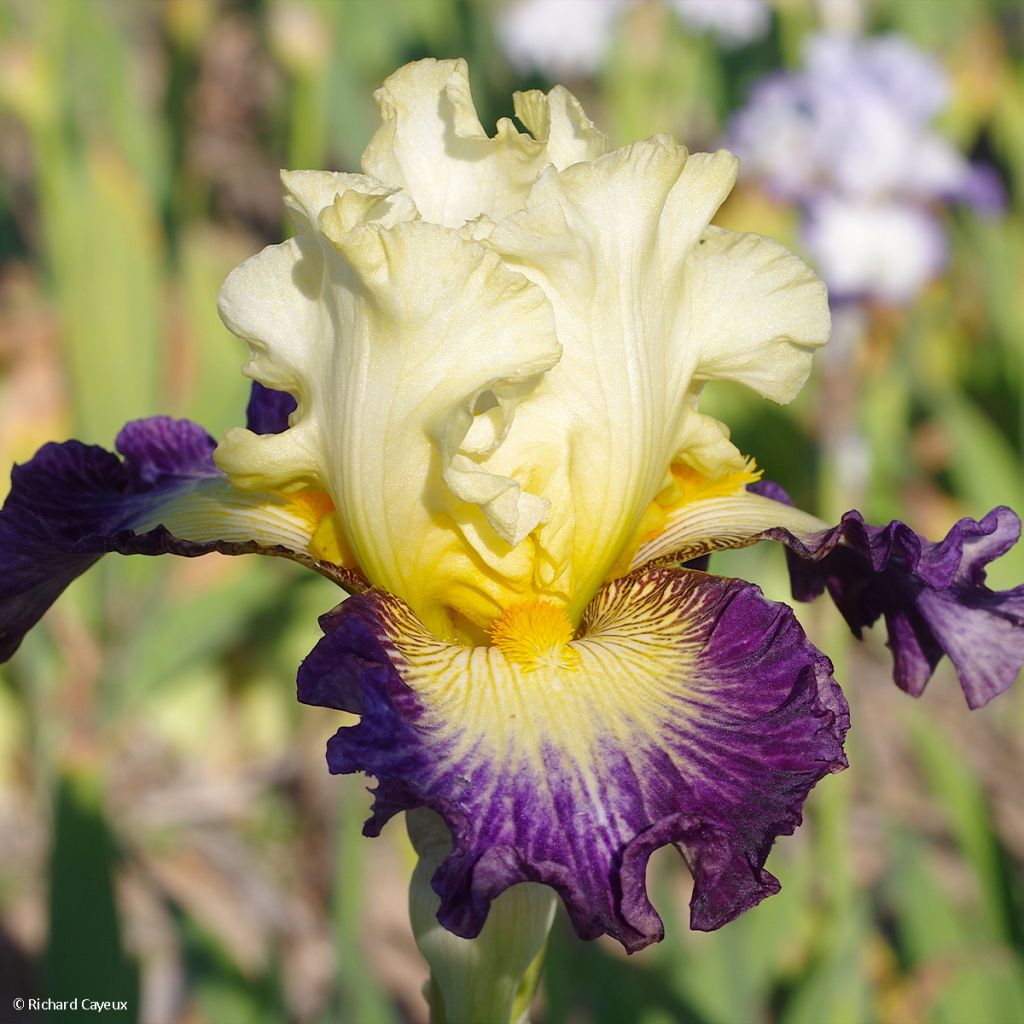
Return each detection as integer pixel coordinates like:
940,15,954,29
269,1,331,72
670,0,770,48
499,0,625,78
499,0,770,77
803,198,946,303
730,34,973,204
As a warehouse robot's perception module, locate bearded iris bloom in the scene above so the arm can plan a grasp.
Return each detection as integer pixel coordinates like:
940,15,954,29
2,60,1023,960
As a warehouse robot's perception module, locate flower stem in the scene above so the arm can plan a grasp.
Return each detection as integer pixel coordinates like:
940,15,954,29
407,810,556,1024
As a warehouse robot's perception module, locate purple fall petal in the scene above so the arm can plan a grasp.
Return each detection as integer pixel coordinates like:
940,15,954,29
298,566,848,951
0,418,216,660
0,416,356,662
751,482,1024,708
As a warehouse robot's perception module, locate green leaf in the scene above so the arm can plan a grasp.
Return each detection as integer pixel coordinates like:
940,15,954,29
885,830,1024,1024
179,910,287,1024
778,905,875,1024
908,709,1020,946
110,561,291,703
926,391,1024,588
330,777,399,1024
175,226,252,438
542,914,709,1024
45,768,137,1018
46,150,163,446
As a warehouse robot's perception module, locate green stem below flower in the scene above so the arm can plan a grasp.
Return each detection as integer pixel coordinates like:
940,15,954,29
407,809,556,1024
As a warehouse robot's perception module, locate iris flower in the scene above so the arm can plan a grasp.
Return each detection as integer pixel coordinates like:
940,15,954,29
2,60,1023,960
727,34,1005,304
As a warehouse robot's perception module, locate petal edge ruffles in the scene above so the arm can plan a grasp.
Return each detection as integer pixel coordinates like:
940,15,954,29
750,482,1024,709
298,565,848,951
632,479,1024,709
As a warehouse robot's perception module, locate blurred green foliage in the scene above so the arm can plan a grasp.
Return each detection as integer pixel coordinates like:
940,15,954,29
0,1,1021,1022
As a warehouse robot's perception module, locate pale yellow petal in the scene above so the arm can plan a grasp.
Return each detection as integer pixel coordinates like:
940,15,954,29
214,60,833,637
218,178,563,638
630,490,828,569
685,226,831,402
512,85,609,169
361,58,547,228
217,236,320,396
671,398,748,478
280,170,376,231
483,139,742,618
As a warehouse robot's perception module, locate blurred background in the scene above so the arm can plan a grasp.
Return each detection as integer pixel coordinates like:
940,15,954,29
0,1,1022,1021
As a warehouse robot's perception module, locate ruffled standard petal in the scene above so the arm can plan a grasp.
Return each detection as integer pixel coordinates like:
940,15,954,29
512,85,609,170
683,226,830,403
298,566,848,951
216,63,833,638
361,59,548,228
218,182,564,639
482,140,829,621
0,417,361,661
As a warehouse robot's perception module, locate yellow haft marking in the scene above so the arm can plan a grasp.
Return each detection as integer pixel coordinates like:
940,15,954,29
657,458,762,508
489,601,581,672
307,509,358,568
286,489,336,523
277,489,358,569
608,458,762,578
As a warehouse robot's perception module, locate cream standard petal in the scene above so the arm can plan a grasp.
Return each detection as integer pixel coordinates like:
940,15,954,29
484,140,743,618
215,236,327,491
362,58,548,228
280,170,371,231
216,62,832,636
684,226,830,402
215,173,420,491
217,176,562,639
512,85,610,170
478,140,829,617
321,219,560,619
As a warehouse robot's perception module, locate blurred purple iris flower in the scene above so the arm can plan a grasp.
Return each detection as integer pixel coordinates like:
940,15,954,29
728,33,1005,304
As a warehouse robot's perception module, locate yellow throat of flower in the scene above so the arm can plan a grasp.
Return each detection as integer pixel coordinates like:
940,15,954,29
489,601,581,672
